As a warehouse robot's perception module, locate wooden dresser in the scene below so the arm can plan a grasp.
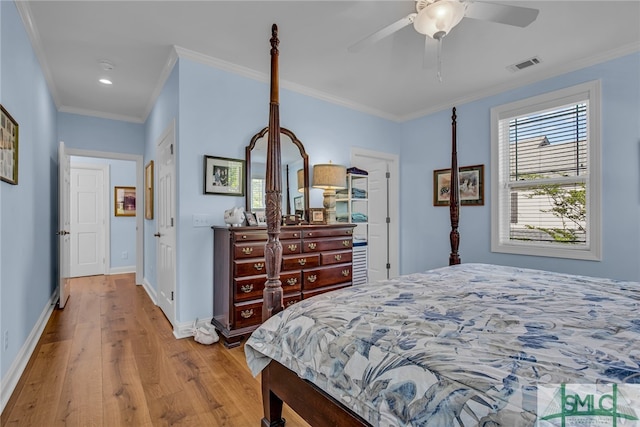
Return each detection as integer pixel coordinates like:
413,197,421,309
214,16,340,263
211,224,356,348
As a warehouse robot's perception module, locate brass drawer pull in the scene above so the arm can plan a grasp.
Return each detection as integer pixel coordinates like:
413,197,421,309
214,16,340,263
308,243,317,250
286,278,298,286
241,247,253,255
334,254,342,261
342,269,350,277
298,258,306,266
308,275,317,283
288,244,298,251
346,230,352,235
240,309,254,319
241,235,247,239
286,300,297,307
342,240,350,247
241,284,254,293
253,262,264,271
293,233,299,237
308,232,313,237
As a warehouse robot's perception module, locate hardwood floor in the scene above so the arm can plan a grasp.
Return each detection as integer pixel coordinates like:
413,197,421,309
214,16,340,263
1,274,310,426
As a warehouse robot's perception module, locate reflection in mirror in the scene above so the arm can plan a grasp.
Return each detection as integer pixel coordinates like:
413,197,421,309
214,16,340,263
246,127,309,220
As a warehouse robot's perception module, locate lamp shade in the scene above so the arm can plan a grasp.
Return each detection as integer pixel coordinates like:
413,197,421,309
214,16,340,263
312,163,346,189
413,0,465,39
297,168,305,193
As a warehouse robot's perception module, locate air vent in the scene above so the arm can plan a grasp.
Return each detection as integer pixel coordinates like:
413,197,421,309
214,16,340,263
507,56,542,72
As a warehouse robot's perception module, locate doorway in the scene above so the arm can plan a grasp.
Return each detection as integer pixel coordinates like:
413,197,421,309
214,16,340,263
63,147,143,284
351,148,399,281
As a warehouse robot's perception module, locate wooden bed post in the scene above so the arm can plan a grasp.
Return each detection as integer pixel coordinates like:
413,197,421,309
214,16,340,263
262,24,284,322
449,107,461,265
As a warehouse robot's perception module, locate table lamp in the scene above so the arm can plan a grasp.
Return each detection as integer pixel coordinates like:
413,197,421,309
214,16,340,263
312,162,346,224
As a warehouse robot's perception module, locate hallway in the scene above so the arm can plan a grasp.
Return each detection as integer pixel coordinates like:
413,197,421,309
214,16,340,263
1,274,308,426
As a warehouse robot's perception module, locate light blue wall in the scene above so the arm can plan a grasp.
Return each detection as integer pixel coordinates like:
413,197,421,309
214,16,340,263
70,156,137,271
58,112,144,155
172,58,399,323
400,52,640,281
0,0,58,379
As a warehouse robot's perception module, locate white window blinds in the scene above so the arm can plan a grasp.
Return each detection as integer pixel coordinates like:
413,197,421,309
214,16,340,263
491,81,601,260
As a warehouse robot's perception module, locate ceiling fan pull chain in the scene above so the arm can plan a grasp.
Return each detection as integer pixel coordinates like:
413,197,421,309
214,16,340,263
437,37,443,83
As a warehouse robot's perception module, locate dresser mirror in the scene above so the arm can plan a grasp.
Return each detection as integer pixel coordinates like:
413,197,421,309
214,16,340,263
246,127,309,220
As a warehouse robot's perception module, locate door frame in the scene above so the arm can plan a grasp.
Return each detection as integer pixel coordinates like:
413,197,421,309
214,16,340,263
64,146,144,284
351,147,400,279
69,162,110,277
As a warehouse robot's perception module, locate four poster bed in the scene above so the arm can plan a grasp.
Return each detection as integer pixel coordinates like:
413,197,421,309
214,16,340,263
245,25,640,426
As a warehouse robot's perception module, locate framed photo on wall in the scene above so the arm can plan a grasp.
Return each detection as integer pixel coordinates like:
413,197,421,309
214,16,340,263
309,208,325,225
145,161,154,219
115,186,136,216
204,155,245,196
0,104,19,185
433,164,484,206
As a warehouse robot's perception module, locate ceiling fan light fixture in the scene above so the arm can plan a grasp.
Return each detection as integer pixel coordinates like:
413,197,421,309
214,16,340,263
414,0,465,39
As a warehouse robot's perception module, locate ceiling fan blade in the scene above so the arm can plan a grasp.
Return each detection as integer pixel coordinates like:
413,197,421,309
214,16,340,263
348,13,416,53
464,1,539,27
423,37,437,69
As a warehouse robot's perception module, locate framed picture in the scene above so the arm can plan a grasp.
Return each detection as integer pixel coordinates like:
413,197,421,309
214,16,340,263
115,186,136,216
245,212,258,226
433,164,484,206
203,155,245,196
0,104,19,185
294,196,303,211
254,210,267,225
145,161,154,220
309,208,325,225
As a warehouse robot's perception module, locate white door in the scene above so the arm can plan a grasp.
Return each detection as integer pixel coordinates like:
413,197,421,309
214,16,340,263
156,125,176,325
352,149,399,281
70,164,106,277
58,142,71,308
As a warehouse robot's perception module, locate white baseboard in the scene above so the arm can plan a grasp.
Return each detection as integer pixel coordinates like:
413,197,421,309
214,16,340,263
109,265,135,275
141,277,157,305
1,291,57,414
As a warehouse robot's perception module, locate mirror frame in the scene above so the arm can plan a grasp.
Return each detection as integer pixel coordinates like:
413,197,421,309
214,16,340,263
245,127,309,221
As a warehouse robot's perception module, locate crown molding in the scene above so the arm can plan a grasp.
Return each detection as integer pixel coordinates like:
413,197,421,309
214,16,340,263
58,105,144,124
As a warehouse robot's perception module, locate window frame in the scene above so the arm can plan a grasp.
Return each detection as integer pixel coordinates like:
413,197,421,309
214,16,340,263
490,80,601,260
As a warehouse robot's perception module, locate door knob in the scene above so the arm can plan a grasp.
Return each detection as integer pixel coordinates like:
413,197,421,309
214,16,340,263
154,232,161,237
56,230,70,235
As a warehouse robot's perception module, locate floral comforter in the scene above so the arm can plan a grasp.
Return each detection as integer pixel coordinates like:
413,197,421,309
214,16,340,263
245,263,640,426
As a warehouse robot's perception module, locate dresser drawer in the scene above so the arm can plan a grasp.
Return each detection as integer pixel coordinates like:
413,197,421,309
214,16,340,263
233,294,301,329
233,300,262,329
282,253,320,271
281,270,302,292
234,242,265,259
303,264,352,290
234,275,265,302
302,283,351,299
321,250,352,266
282,240,302,255
302,227,353,239
281,230,302,240
233,231,268,242
234,259,267,277
303,237,352,253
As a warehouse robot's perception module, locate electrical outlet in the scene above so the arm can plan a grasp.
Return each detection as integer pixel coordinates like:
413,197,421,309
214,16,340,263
121,251,128,259
3,330,8,351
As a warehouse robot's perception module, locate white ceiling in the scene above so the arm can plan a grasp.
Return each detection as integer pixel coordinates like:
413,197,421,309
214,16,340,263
17,1,640,124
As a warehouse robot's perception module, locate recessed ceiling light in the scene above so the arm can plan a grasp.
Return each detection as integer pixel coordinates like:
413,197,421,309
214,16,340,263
99,78,113,85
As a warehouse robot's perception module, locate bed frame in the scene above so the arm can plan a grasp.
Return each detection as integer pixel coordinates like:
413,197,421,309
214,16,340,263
259,25,460,427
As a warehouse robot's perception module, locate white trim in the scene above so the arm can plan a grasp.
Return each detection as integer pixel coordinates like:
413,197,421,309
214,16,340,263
490,80,602,261
0,292,57,414
64,147,145,284
350,147,400,279
109,266,136,275
141,277,158,305
172,318,213,340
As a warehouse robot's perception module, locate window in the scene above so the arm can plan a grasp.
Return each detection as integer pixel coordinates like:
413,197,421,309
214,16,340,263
251,178,265,210
491,81,601,260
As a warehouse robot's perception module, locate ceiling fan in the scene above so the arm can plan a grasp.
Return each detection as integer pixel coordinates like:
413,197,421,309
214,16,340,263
348,0,539,80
